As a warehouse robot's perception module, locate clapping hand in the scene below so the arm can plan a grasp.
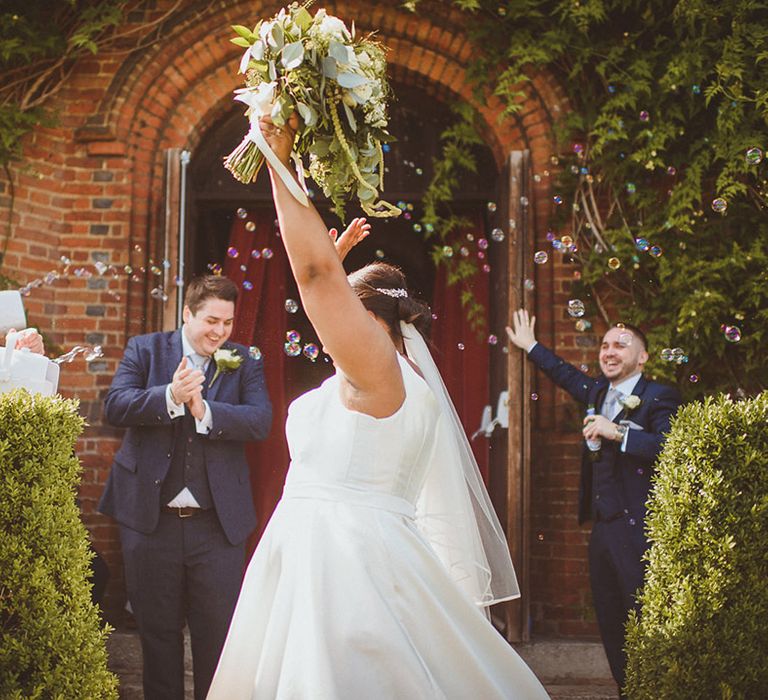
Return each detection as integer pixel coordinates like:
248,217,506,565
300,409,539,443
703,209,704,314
505,309,537,351
170,357,205,405
330,217,371,261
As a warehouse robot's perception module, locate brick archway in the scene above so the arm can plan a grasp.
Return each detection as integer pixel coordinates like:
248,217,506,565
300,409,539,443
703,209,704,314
83,0,565,338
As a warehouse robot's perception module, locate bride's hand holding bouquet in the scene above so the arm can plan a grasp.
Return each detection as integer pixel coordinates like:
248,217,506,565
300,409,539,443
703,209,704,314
226,2,400,221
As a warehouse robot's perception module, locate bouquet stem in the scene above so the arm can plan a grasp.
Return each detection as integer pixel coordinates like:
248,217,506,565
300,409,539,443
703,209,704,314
224,135,266,184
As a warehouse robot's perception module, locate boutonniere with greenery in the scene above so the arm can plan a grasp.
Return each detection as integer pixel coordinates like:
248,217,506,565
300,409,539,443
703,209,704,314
210,348,243,387
619,395,642,413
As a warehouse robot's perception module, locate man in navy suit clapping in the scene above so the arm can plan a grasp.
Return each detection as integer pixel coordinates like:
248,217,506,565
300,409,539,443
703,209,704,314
507,309,681,697
100,275,271,700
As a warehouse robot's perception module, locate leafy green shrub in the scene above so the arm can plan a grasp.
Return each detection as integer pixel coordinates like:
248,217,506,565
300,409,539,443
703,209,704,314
0,389,117,699
625,392,768,699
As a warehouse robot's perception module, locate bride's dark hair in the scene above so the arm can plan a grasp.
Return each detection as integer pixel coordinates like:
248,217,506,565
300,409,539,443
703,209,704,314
347,262,431,342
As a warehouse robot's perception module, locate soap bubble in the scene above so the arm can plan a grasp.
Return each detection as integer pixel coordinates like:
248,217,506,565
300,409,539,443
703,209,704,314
250,249,261,259
285,298,299,314
262,248,273,259
245,221,256,232
666,166,677,176
531,393,539,401
490,228,505,242
618,332,633,347
553,195,563,205
487,201,497,213
459,246,470,257
442,246,454,258
723,325,741,342
482,264,491,273
375,249,385,259
608,257,621,270
242,280,253,291
746,147,763,165
84,346,104,362
534,251,548,265
575,319,591,332
572,143,584,154
303,343,320,361
150,287,168,302
711,198,727,213
626,183,636,194
635,238,650,252
477,238,489,250
692,84,701,94
286,330,301,343
561,235,574,247
249,346,262,360
284,342,301,357
524,278,535,291
649,245,663,258
457,343,465,351
689,374,699,383
94,261,108,275
226,247,239,258
567,299,585,317
487,334,498,345
413,223,422,233
639,110,650,121
236,208,247,219
660,348,673,361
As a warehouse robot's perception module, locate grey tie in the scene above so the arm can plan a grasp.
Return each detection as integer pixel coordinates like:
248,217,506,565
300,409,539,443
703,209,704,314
602,388,622,420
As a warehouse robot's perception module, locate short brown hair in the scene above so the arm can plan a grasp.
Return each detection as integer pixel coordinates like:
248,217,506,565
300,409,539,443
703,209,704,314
184,275,238,315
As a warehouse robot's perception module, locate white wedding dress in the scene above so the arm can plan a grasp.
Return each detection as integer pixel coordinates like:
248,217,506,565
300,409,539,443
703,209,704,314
207,353,549,699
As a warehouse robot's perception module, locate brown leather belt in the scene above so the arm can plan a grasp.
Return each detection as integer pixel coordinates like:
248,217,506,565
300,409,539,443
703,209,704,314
163,506,202,518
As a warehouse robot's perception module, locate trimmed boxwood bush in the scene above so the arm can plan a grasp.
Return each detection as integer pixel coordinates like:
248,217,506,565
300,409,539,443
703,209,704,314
625,392,768,699
0,389,117,699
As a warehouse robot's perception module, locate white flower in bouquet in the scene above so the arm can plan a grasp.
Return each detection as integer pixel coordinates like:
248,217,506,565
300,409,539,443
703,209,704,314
225,1,400,221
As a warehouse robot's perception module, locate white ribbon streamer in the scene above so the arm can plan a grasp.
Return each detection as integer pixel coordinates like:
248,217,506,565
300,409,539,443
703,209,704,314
247,120,310,208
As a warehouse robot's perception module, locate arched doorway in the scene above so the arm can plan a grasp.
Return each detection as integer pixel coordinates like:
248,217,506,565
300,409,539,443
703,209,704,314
186,82,507,552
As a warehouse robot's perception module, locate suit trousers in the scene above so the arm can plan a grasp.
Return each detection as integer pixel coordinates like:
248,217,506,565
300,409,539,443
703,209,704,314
588,516,648,692
120,509,245,700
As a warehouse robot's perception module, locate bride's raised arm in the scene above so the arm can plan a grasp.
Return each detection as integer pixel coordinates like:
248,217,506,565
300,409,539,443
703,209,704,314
259,116,403,413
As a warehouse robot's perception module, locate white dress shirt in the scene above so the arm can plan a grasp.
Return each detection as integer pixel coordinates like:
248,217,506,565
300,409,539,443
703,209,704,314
165,327,214,508
604,372,642,452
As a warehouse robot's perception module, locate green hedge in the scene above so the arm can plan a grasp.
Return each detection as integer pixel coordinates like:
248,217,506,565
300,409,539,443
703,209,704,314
0,389,117,699
625,392,768,699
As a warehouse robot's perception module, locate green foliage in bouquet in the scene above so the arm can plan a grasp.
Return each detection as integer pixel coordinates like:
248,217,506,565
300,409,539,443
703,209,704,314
624,391,768,699
405,0,768,399
0,390,117,699
226,3,399,221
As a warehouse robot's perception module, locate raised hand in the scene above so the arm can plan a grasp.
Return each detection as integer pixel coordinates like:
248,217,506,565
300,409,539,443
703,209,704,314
170,357,205,405
330,217,371,261
259,114,299,166
505,309,537,351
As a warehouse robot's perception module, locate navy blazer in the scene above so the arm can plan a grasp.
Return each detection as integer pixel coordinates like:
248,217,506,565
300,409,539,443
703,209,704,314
99,330,272,545
529,343,681,525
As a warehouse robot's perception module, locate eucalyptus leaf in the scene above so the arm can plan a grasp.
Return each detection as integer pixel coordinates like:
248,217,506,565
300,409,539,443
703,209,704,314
297,102,318,128
281,41,305,70
336,72,368,89
268,60,277,81
269,23,284,51
294,6,313,32
232,25,255,41
343,102,358,132
231,37,252,48
329,40,350,65
322,57,338,79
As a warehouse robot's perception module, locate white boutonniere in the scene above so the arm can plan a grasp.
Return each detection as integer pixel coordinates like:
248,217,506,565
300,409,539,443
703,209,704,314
210,348,242,387
619,395,642,412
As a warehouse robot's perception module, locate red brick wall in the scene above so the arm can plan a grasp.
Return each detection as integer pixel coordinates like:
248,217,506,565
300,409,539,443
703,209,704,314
0,0,600,639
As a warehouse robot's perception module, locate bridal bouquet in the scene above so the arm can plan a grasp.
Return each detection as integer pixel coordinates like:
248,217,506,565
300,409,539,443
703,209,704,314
225,2,400,220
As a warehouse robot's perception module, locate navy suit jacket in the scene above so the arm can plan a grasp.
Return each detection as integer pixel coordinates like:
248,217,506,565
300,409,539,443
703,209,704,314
529,343,681,525
99,330,272,545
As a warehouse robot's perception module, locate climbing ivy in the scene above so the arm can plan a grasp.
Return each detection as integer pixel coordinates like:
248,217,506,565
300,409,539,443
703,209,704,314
407,0,768,399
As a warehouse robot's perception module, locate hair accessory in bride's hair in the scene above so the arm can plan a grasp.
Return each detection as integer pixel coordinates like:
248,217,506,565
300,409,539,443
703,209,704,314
376,287,408,299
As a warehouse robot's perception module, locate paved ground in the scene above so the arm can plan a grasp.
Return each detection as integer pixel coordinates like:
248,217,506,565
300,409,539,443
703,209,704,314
106,630,619,699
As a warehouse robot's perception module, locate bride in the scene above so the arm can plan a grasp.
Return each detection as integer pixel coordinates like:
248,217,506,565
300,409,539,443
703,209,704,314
207,115,550,699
